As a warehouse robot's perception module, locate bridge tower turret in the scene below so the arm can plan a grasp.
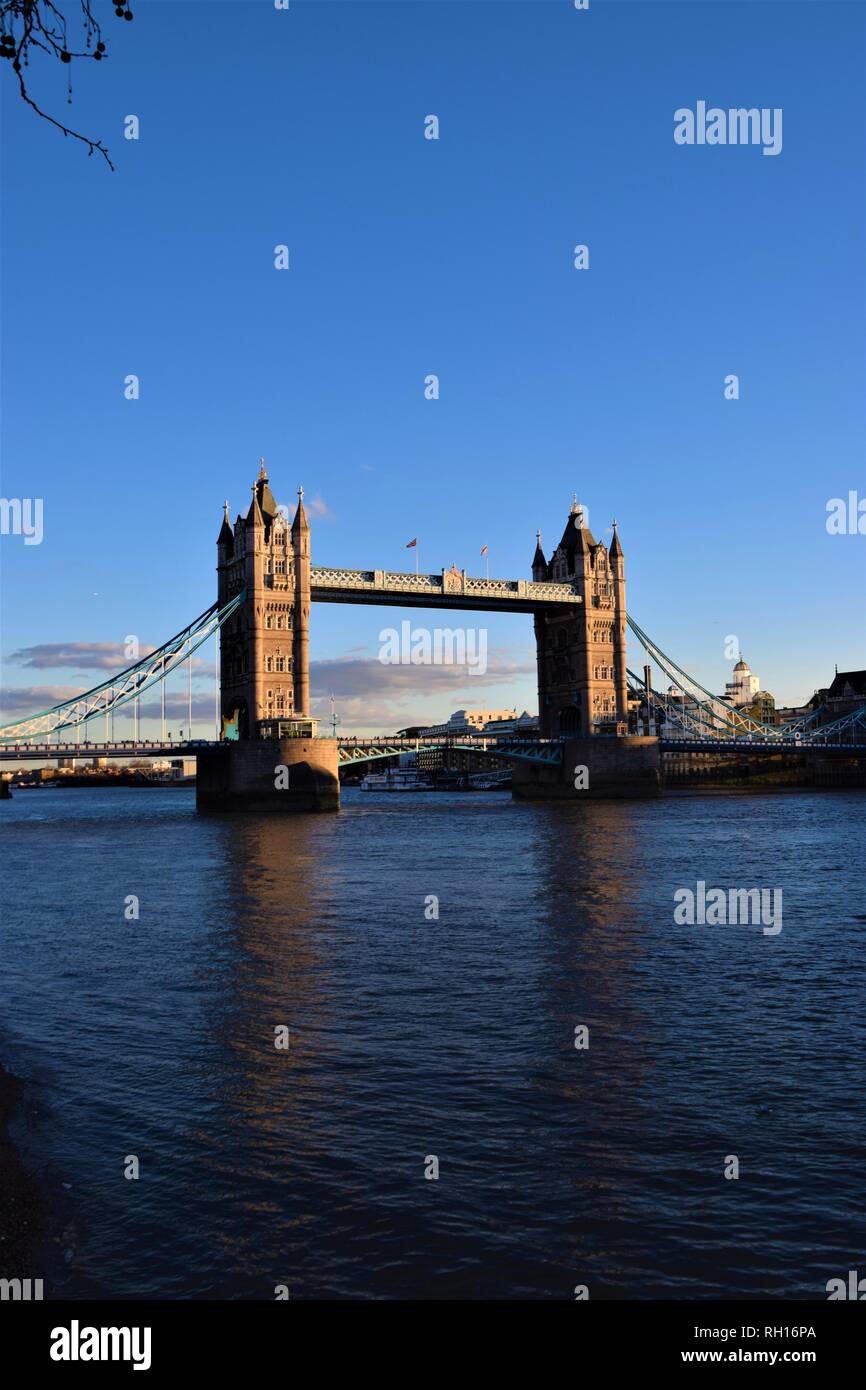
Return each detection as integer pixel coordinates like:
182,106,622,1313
533,497,626,738
216,462,296,738
201,464,338,810
531,529,547,581
609,521,629,727
291,486,311,718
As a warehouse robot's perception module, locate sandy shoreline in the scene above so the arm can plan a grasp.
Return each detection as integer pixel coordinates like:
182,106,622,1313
0,1060,44,1277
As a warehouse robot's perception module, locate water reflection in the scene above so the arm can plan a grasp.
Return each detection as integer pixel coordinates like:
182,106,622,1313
1,788,864,1298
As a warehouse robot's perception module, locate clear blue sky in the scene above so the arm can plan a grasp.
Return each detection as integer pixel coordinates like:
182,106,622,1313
2,0,864,735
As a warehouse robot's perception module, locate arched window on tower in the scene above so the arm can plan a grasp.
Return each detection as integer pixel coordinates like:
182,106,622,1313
559,706,581,733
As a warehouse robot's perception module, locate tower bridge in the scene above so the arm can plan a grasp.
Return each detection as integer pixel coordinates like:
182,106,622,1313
1,461,864,809
215,462,628,741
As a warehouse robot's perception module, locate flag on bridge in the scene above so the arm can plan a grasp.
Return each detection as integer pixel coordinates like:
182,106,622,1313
405,538,417,548
480,544,488,555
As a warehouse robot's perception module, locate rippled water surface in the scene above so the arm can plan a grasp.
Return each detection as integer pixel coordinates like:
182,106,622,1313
1,786,864,1299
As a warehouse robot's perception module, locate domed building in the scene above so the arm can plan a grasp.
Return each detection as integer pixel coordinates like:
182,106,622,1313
724,655,776,726
725,655,761,707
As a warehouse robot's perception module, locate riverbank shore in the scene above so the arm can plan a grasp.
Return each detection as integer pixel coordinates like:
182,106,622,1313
0,1060,43,1276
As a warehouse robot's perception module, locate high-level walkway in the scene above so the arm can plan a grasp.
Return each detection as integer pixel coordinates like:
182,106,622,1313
309,566,581,613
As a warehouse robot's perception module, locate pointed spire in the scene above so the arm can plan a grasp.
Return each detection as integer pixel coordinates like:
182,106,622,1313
251,460,278,521
291,484,309,534
532,528,547,577
217,498,234,547
609,518,623,559
247,480,264,526
562,495,595,558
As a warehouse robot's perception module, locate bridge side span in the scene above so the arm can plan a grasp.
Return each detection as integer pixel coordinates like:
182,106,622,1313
336,737,564,766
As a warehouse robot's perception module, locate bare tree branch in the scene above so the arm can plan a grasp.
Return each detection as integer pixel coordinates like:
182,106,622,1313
1,0,135,171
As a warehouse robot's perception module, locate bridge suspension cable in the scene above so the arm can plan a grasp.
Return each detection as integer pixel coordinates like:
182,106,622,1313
626,668,732,740
0,592,245,743
626,617,864,745
626,614,788,740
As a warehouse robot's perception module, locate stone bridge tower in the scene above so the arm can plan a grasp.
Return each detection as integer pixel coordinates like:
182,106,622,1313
291,488,311,717
532,499,629,738
216,463,311,738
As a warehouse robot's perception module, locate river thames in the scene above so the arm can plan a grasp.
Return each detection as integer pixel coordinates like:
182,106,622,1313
1,786,864,1299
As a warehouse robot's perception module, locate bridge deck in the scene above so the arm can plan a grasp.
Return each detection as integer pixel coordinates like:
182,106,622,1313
659,738,866,754
2,736,865,763
0,737,564,767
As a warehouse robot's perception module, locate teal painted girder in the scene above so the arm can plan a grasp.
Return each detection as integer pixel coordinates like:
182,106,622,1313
337,740,563,767
0,592,246,742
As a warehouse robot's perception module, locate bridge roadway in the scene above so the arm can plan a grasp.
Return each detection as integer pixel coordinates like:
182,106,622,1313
658,737,866,755
0,739,218,763
2,735,865,765
0,736,565,766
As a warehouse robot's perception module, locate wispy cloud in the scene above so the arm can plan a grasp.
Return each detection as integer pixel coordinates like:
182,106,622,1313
10,642,208,674
11,642,156,672
310,648,536,728
276,493,334,523
0,686,215,725
1,650,535,732
0,685,87,718
128,695,215,722
306,493,333,520
311,652,534,698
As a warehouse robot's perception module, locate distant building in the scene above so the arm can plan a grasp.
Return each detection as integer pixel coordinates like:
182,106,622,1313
742,691,776,727
648,684,706,739
721,655,776,728
415,744,509,775
418,708,521,738
795,669,866,728
776,703,812,729
724,656,762,707
821,669,866,721
482,710,539,737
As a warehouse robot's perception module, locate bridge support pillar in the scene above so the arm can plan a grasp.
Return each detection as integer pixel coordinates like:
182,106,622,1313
512,736,661,800
196,737,340,813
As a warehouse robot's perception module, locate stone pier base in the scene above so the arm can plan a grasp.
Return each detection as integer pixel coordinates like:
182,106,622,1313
196,737,340,813
512,735,661,800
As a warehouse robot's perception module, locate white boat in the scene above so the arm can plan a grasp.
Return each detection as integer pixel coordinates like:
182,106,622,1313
468,771,512,790
360,767,434,791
